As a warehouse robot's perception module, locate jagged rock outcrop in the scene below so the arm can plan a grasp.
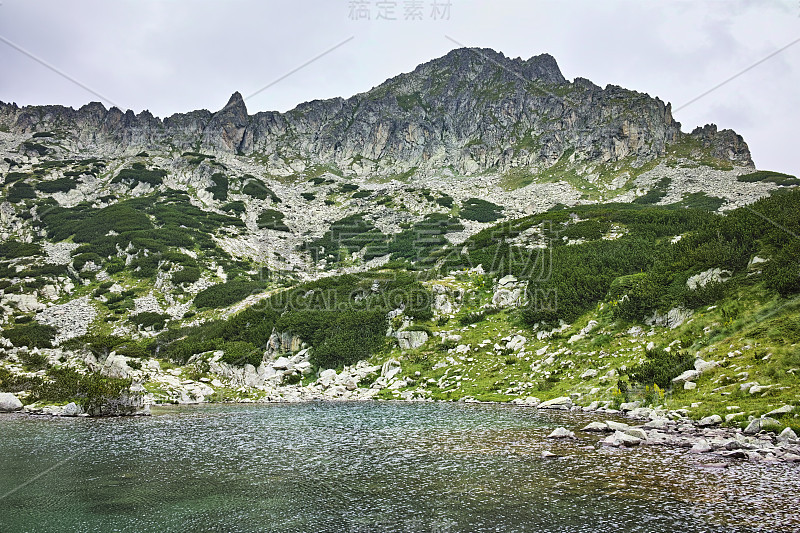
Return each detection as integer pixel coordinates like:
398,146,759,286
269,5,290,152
690,124,753,167
0,48,753,176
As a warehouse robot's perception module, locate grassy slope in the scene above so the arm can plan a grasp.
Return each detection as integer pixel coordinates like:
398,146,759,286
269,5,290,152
372,275,800,432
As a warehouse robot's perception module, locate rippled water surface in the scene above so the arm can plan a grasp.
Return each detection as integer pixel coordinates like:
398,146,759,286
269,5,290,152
1,402,798,532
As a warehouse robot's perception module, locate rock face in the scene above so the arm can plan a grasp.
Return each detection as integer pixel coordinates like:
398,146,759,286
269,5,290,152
0,48,752,177
0,392,23,412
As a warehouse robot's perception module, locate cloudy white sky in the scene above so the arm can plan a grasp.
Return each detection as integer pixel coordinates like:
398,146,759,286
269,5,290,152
0,0,798,173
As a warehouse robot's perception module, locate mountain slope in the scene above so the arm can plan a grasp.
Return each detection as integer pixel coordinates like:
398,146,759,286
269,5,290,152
0,48,797,427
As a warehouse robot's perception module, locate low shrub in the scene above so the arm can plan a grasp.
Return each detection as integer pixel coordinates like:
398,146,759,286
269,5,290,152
172,266,201,284
35,177,77,194
6,182,36,202
460,198,503,222
625,347,694,390
242,180,281,202
110,164,166,187
207,173,228,201
19,351,48,370
130,312,170,331
194,279,267,309
0,240,42,259
26,367,132,412
257,209,289,231
220,341,262,367
3,323,57,349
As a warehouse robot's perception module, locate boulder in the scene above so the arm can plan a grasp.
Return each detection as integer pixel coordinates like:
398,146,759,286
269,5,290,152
547,427,575,439
618,401,641,412
62,402,81,417
778,427,797,442
272,356,293,370
295,361,313,375
505,335,526,352
381,359,402,380
318,368,337,387
537,396,573,410
498,275,518,287
510,396,541,407
0,393,23,412
749,384,772,394
605,420,630,432
739,381,759,392
580,369,598,380
743,417,780,435
492,287,523,308
100,354,132,379
604,430,642,447
686,268,730,290
643,418,669,429
690,439,713,453
622,427,648,440
765,405,794,417
628,407,653,419
694,358,720,374
396,330,428,350
672,369,701,384
684,381,697,390
582,421,611,432
697,415,722,427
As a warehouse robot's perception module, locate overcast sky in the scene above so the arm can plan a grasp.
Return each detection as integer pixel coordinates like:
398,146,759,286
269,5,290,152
1,0,798,173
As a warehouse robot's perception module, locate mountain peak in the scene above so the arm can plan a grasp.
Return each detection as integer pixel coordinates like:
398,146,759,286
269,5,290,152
221,91,247,115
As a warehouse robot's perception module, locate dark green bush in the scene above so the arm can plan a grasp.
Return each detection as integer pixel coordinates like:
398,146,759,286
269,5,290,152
35,177,77,194
130,312,170,330
105,258,125,274
737,171,799,186
22,141,48,156
303,214,387,263
633,177,670,205
458,307,500,326
460,198,503,222
173,266,201,284
257,209,289,231
194,279,267,309
436,195,454,208
301,192,316,201
222,200,246,215
0,240,41,259
6,182,36,202
207,173,228,201
26,367,131,412
0,366,42,393
625,347,694,389
243,180,281,202
220,341,262,367
19,351,48,370
111,165,166,186
3,323,57,348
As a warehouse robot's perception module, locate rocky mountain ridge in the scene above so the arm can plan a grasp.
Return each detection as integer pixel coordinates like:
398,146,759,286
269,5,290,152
0,48,752,177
